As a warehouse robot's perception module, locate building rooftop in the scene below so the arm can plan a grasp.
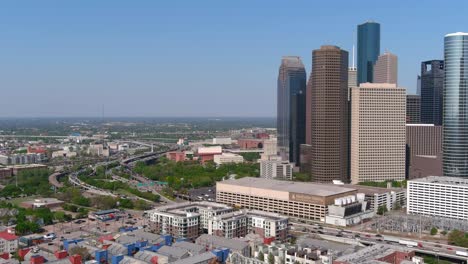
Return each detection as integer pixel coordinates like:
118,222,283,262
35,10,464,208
446,32,468,37
410,176,468,186
338,184,405,195
0,230,17,241
196,234,249,251
170,252,217,264
358,83,398,89
334,244,412,263
219,177,356,197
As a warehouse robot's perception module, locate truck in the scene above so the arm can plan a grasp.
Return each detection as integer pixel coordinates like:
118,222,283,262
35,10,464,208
456,251,468,257
398,240,421,248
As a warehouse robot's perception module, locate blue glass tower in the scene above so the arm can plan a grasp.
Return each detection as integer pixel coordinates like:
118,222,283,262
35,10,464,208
277,56,306,164
357,21,380,84
443,32,468,177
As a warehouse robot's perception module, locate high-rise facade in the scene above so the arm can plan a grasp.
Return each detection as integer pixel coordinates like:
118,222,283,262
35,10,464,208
421,60,444,125
305,46,349,183
350,83,406,184
406,95,421,124
443,32,468,178
357,21,380,84
277,56,306,164
373,51,398,84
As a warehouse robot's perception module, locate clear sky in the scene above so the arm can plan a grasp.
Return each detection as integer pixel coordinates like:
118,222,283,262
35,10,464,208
0,0,465,117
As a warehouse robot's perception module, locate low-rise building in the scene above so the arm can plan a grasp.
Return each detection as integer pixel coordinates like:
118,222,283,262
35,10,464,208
213,153,244,166
212,138,232,145
20,198,64,209
237,139,264,149
217,177,357,221
9,164,48,176
337,184,406,213
208,210,288,241
0,153,45,165
52,150,77,158
147,202,234,240
0,168,12,180
333,244,415,264
88,143,110,157
407,176,468,221
325,194,374,227
166,151,187,162
0,229,18,253
195,234,251,257
197,146,222,163
260,158,294,180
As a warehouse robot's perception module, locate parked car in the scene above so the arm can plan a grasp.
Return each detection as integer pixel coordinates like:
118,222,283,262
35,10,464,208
43,233,56,240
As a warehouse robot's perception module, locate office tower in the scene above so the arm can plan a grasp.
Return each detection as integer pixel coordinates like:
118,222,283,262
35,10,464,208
417,75,421,96
406,95,421,123
443,32,468,178
350,83,406,184
260,158,293,180
406,124,442,157
373,51,398,84
420,60,444,125
305,45,349,183
277,56,306,164
348,68,357,89
357,21,380,84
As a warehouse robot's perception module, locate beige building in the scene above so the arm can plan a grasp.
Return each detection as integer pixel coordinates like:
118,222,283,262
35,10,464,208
216,177,357,221
373,51,398,84
350,83,406,184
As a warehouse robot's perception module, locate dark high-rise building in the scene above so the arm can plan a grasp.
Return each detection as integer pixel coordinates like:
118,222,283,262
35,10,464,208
406,95,421,124
277,56,307,164
421,60,444,125
305,46,349,183
357,21,380,84
443,32,468,178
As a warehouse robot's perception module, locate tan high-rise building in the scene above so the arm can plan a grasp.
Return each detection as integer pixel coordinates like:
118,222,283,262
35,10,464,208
350,83,406,184
305,45,349,183
373,52,398,84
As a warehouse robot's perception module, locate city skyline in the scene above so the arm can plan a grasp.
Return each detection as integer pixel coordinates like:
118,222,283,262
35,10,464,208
0,1,466,117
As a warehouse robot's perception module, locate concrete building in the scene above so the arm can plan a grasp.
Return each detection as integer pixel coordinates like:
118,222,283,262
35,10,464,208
0,153,45,165
197,146,222,163
147,202,234,240
195,234,250,257
408,176,468,221
350,83,406,183
357,21,380,84
212,138,232,145
325,193,374,227
237,139,264,149
409,155,443,180
216,177,357,221
338,184,406,212
348,67,357,89
373,51,398,84
52,150,77,158
406,124,442,157
305,45,349,183
208,210,288,241
87,143,109,157
260,158,293,180
261,138,277,159
406,95,421,124
443,33,468,177
166,151,187,162
213,153,244,166
20,198,64,209
277,56,307,164
0,230,18,253
421,60,444,126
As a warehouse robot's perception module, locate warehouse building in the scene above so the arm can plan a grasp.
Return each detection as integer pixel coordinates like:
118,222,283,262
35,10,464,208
407,176,468,221
216,177,357,221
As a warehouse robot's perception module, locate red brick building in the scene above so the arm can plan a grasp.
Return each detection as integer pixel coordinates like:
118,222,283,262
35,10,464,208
237,139,264,149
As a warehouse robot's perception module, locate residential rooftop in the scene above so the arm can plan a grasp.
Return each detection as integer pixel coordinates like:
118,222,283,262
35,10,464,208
218,177,356,197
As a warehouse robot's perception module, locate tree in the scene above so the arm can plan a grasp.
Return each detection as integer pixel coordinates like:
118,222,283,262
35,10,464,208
430,227,438,236
68,247,91,261
441,230,447,236
447,229,468,247
268,253,275,264
54,211,66,222
257,252,264,261
377,205,388,216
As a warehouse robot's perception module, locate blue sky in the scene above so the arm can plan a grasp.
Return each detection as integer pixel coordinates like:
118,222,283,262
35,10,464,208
0,0,465,117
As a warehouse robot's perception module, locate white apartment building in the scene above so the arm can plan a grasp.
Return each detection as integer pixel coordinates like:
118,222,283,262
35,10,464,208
407,176,468,221
213,153,244,166
212,138,232,145
260,158,293,180
350,83,406,184
0,230,18,253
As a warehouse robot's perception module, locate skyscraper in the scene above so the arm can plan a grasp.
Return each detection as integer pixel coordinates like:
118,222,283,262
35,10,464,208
421,60,444,125
357,21,380,84
406,95,421,123
417,75,421,96
350,83,406,184
373,51,398,84
305,46,349,183
443,32,468,178
277,56,306,164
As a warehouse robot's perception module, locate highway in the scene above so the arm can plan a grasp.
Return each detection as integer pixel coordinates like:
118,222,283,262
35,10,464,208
290,221,468,262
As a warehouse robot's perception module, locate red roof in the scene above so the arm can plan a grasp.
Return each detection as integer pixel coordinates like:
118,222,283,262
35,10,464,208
0,230,18,241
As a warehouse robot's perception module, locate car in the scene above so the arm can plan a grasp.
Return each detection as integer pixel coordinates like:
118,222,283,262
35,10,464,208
336,234,343,237
435,244,442,248
375,234,382,237
43,233,56,240
317,231,324,234
32,247,39,253
447,247,453,251
354,234,361,238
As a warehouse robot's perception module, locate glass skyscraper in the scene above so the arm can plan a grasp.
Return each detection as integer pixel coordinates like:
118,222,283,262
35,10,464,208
277,56,306,164
421,60,444,125
357,21,380,84
443,32,468,177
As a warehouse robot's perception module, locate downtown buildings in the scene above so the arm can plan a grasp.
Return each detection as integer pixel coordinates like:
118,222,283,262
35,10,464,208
373,51,398,84
357,21,380,84
277,57,306,164
420,60,444,125
443,32,468,178
303,45,349,183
